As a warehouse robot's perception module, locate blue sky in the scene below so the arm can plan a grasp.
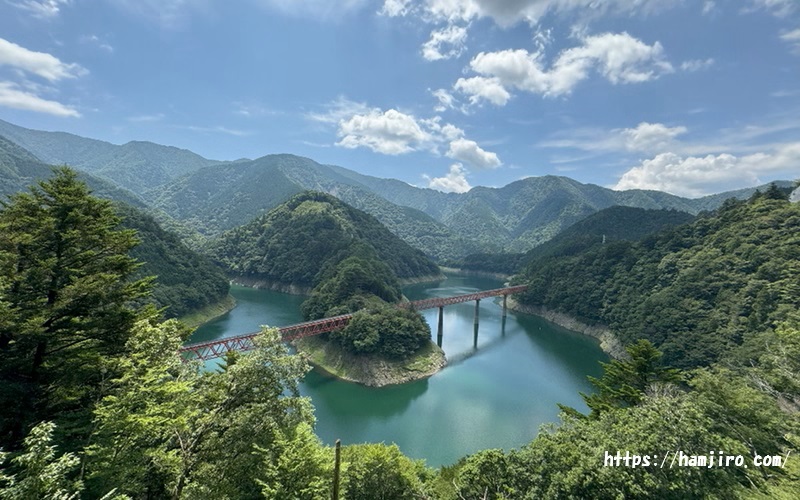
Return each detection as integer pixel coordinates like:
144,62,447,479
0,0,798,197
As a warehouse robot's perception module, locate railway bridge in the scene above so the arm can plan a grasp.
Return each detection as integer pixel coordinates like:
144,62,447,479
179,285,528,361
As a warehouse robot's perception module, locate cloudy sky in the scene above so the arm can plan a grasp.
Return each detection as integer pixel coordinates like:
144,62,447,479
0,0,798,197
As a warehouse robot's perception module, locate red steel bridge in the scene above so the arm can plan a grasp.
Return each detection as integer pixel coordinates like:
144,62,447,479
179,285,527,361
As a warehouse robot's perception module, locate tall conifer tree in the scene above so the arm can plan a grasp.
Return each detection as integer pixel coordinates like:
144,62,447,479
0,167,150,449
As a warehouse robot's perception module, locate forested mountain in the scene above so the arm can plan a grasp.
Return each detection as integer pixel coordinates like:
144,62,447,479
0,119,220,194
522,206,695,262
151,152,791,258
207,191,440,288
452,206,695,275
117,204,229,319
516,188,800,369
0,134,147,208
0,139,228,319
149,154,475,261
1,121,793,261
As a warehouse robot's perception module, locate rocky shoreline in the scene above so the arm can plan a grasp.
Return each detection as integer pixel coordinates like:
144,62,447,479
506,296,626,359
178,294,237,329
294,337,447,387
229,275,312,295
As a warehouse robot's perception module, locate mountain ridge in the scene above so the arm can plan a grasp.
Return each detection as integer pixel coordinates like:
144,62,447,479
1,119,793,260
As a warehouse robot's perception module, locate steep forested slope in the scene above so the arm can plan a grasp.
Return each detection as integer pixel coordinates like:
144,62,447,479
117,204,229,319
207,191,440,287
452,206,695,275
0,119,219,194
516,188,800,368
150,154,472,260
0,137,224,319
0,135,146,208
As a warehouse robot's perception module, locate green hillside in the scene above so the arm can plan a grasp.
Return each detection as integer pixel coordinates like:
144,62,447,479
0,139,228,320
207,191,441,288
152,154,473,260
0,119,219,194
117,204,230,319
515,188,800,369
450,206,695,275
0,135,147,208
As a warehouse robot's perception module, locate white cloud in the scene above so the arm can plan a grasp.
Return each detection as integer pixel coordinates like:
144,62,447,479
422,24,468,61
702,1,715,15
184,125,253,136
540,122,688,154
614,142,800,197
681,58,714,71
337,108,434,154
380,0,413,16
8,0,69,19
307,96,372,124
0,81,80,117
424,163,472,193
456,32,672,104
446,137,501,169
108,0,214,28
780,29,800,54
128,113,165,122
313,98,502,164
253,0,371,19
431,88,457,112
454,76,512,106
622,122,687,152
0,37,87,81
748,0,796,18
80,35,114,53
381,0,679,27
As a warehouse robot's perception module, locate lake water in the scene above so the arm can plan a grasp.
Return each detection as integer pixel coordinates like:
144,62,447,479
189,273,607,466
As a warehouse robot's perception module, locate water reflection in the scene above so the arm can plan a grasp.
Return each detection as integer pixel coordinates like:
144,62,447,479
190,273,608,466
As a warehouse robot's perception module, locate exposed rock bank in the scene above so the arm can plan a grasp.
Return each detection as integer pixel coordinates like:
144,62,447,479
294,337,447,387
230,275,312,295
507,297,626,359
179,294,237,329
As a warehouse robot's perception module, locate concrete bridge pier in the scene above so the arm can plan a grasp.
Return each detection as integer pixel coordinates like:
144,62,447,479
473,299,481,348
436,306,444,348
502,294,508,318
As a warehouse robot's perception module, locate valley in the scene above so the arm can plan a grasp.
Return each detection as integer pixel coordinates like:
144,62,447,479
0,120,797,498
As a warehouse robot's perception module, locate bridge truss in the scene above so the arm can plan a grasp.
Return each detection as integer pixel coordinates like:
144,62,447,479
179,285,527,362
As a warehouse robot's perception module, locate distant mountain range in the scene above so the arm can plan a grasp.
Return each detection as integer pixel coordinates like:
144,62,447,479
0,118,792,260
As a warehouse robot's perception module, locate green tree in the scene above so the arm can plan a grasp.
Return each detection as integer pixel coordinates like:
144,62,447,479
566,340,681,419
256,422,332,500
86,322,313,499
339,443,430,500
0,167,150,450
0,421,82,500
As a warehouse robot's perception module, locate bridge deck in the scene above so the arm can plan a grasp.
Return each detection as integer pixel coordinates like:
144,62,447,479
179,285,527,362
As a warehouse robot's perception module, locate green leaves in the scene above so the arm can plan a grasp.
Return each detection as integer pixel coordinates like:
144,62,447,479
86,323,314,499
0,421,82,500
0,167,149,451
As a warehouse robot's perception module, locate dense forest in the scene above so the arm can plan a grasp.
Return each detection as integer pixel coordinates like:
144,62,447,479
449,206,695,276
117,204,230,319
208,191,440,286
515,186,800,369
210,191,437,360
0,170,798,498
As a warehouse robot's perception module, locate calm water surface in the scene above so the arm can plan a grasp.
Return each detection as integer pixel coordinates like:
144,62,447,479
190,274,607,466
